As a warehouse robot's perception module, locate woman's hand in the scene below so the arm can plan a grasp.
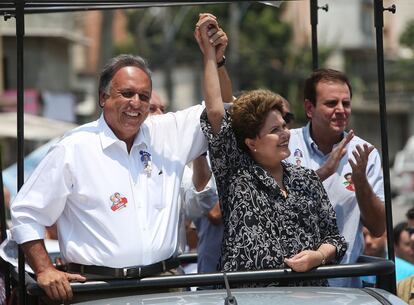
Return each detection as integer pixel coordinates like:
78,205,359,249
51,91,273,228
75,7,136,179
194,13,219,57
284,250,323,272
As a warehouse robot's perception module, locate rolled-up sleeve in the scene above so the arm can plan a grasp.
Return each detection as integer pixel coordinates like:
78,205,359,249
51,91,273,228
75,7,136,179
181,166,218,220
11,144,72,244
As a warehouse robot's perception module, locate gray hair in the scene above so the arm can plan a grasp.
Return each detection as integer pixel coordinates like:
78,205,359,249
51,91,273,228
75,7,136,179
98,54,152,105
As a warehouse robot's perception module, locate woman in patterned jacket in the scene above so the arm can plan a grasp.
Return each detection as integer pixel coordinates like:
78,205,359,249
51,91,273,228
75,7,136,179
195,15,347,286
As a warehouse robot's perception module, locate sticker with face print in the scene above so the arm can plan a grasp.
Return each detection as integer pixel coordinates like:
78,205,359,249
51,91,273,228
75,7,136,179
294,148,303,167
343,172,355,192
109,192,128,211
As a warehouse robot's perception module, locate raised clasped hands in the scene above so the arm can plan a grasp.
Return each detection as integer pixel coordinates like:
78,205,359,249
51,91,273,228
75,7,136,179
194,13,228,62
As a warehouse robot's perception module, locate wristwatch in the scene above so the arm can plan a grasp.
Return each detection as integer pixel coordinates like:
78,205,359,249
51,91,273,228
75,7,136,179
217,56,226,68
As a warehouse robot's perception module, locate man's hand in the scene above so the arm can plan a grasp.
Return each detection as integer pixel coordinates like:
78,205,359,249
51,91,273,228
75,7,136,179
316,130,354,181
37,267,86,301
284,250,322,272
207,201,222,225
348,143,385,237
349,143,374,184
21,239,86,301
194,13,227,62
207,24,228,63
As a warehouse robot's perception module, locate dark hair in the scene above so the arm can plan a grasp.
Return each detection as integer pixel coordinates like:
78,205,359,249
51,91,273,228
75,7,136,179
98,54,152,106
393,221,408,245
304,68,352,106
406,207,414,221
230,89,285,152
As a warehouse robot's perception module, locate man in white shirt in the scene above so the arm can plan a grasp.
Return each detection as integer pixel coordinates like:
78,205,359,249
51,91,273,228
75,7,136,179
286,68,385,287
10,14,229,302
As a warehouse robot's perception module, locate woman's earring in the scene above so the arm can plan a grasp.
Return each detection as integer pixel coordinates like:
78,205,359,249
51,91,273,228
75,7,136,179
254,149,257,152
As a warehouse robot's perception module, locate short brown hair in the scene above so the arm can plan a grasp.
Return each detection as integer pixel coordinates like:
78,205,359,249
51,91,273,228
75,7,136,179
304,68,352,106
230,89,285,152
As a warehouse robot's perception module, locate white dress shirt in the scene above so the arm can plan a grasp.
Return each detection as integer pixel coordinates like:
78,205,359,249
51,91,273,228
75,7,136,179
11,104,207,268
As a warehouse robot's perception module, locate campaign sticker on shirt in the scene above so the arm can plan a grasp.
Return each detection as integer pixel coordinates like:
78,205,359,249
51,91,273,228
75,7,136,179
140,150,152,177
343,172,355,192
109,192,128,211
294,148,303,166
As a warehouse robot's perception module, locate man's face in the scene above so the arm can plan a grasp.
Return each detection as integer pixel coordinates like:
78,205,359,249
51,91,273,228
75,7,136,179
305,80,351,139
363,227,386,257
396,229,414,264
149,92,165,116
102,66,151,144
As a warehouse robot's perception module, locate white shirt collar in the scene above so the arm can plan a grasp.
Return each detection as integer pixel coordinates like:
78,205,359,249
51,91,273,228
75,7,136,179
98,113,149,151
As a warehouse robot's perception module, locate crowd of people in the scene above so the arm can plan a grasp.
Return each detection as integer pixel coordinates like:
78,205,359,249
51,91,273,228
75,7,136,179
1,11,395,303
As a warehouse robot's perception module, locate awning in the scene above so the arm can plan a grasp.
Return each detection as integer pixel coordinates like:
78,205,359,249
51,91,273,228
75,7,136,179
0,112,78,140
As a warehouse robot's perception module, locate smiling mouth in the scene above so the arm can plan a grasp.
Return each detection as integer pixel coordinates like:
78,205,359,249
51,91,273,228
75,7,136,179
125,111,140,117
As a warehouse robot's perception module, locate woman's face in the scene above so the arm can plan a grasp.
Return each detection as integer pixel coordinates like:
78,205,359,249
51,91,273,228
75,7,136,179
247,110,290,167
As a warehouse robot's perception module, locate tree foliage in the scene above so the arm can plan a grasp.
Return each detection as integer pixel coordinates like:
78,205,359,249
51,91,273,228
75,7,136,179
400,20,414,50
118,3,324,122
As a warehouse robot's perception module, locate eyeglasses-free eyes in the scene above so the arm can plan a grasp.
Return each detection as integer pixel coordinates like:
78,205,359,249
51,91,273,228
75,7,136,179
405,227,414,236
119,90,151,103
283,112,295,124
149,104,165,114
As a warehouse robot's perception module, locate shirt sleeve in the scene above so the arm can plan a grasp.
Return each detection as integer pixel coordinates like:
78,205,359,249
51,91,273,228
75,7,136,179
181,167,219,220
310,169,348,263
161,104,208,164
200,109,247,189
10,144,72,244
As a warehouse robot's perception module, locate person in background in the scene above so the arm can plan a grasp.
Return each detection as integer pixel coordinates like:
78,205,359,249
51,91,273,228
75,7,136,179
149,90,166,115
363,226,387,258
10,13,230,302
361,226,387,287
196,15,347,286
281,96,295,129
148,91,225,275
394,222,414,282
286,68,385,287
406,207,414,229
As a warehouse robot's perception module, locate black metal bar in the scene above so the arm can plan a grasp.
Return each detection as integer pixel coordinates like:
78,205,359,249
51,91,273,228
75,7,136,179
27,1,230,5
15,1,27,304
310,0,318,70
25,0,236,2
24,257,395,296
373,0,396,295
0,2,230,14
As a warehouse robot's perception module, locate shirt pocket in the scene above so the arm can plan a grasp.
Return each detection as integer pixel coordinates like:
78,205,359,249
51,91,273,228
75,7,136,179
147,164,165,209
